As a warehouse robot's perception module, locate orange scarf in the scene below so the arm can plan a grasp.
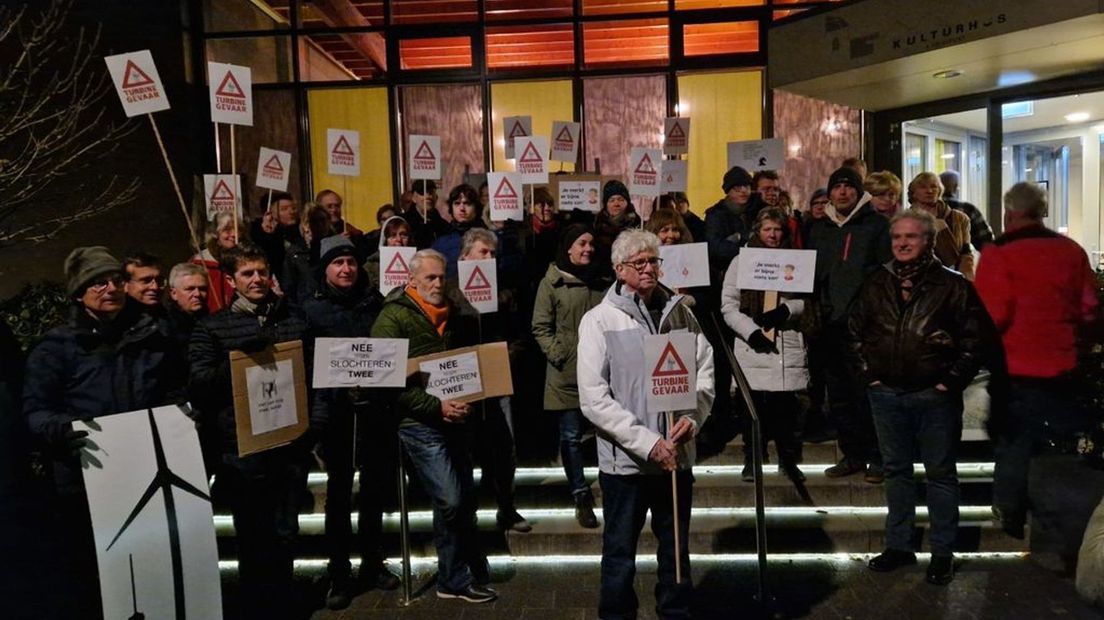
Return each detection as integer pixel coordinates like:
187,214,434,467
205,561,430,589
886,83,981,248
406,286,449,335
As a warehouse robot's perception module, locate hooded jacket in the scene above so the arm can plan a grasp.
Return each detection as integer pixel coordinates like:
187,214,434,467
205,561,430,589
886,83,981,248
577,283,714,475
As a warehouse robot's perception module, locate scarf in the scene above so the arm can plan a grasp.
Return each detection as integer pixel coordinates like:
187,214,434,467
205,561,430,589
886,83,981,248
892,252,935,303
231,294,274,325
532,215,558,235
406,285,449,335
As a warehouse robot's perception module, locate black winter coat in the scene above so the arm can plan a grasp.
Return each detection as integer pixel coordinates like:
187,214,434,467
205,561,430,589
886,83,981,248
805,201,892,325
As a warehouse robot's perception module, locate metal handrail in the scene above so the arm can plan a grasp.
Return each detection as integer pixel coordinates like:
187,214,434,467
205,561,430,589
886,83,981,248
397,439,414,606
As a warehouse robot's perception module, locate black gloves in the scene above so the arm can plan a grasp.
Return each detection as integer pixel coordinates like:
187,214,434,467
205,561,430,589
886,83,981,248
747,330,778,354
754,305,790,330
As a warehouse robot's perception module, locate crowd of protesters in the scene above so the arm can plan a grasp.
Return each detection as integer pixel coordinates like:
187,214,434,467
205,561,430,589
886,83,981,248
2,158,1101,619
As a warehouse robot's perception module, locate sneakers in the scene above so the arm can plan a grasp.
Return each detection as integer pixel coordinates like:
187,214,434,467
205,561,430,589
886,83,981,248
868,548,917,572
864,463,885,484
824,457,864,478
926,554,954,585
574,493,599,529
496,508,532,533
437,584,498,603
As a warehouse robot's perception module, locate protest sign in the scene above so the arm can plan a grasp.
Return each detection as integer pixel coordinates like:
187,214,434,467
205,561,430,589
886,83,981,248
203,174,240,220
207,62,253,126
503,115,532,159
645,333,698,413
230,341,308,456
312,338,409,388
553,174,602,213
660,160,688,193
256,147,291,192
629,147,662,198
458,259,499,314
327,129,360,176
727,138,784,171
550,121,581,163
76,405,222,620
105,50,171,117
487,172,523,221
515,136,549,184
409,134,442,180
659,242,710,289
379,246,417,296
408,342,514,404
664,117,690,155
734,247,817,293
419,350,482,401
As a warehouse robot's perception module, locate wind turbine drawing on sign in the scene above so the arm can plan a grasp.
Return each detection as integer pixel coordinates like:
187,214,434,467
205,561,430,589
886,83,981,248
107,408,211,620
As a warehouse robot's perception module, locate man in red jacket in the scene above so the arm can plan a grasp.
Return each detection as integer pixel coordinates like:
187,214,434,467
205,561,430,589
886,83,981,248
975,181,1100,571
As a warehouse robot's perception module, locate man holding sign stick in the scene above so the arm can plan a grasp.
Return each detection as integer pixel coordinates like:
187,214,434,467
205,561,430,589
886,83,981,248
578,230,714,619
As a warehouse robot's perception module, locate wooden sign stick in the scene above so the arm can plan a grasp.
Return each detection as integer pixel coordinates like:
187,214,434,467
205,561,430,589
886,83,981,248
763,290,779,343
229,124,238,240
667,410,683,584
148,114,201,255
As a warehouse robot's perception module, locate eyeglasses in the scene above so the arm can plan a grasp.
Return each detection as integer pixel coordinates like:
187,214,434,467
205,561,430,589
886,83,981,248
88,275,126,293
621,257,663,271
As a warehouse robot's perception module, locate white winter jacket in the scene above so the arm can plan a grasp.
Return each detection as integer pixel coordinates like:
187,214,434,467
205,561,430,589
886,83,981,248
720,255,809,392
577,283,715,476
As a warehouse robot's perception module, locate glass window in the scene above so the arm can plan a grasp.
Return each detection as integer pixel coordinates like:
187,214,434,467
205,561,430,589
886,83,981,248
683,21,759,57
582,0,666,16
299,33,385,81
298,1,384,28
391,0,477,24
490,80,575,173
583,19,669,67
935,138,961,174
486,25,575,69
399,37,474,70
485,0,574,21
202,0,290,32
205,37,294,83
904,132,927,185
902,108,987,214
676,0,763,8
583,75,667,178
400,84,485,198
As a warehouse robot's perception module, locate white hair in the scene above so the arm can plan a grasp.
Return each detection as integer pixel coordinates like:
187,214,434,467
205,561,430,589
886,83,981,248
1004,182,1047,220
611,229,660,265
461,228,498,258
168,262,209,289
409,248,447,275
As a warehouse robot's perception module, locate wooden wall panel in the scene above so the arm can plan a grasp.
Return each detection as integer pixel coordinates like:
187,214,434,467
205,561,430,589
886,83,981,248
773,89,862,212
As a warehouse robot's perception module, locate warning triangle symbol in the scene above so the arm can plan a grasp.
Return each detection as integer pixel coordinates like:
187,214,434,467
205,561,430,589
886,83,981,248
412,140,436,161
634,153,657,175
519,142,543,163
215,70,246,99
262,154,284,173
122,60,154,88
667,121,686,139
508,120,529,139
384,251,410,275
652,342,689,377
332,135,355,156
464,265,492,291
211,179,235,201
554,125,574,142
494,176,517,199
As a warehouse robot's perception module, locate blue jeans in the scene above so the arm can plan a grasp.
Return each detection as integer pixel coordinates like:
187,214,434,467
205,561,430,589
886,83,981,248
868,385,961,556
398,421,487,593
598,471,693,620
557,408,589,497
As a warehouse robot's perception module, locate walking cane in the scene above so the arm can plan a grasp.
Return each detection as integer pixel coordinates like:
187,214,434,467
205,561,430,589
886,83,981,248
397,438,413,606
667,411,683,584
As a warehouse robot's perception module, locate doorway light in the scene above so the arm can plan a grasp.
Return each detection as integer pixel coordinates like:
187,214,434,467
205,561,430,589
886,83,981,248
932,69,963,79
1001,101,1033,119
1065,112,1091,123
940,153,956,159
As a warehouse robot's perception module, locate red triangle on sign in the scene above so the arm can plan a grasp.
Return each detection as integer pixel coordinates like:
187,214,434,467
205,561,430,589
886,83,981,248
554,125,574,142
215,70,246,99
384,251,410,275
667,121,686,139
211,179,235,200
518,142,543,163
652,341,689,377
121,60,154,88
464,265,492,291
412,140,436,161
634,153,657,175
494,176,518,199
508,120,529,139
332,135,355,156
262,154,284,173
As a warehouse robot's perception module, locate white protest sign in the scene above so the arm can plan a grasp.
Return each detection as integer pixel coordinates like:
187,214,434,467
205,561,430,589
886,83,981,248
245,358,299,435
312,338,409,388
727,138,784,171
550,121,581,163
327,129,360,176
645,333,698,413
256,147,291,192
420,350,483,400
558,179,602,213
660,160,688,193
379,246,417,296
409,134,442,181
659,242,710,289
734,247,817,293
503,115,532,159
76,406,222,620
515,136,549,185
203,174,240,220
207,62,253,126
105,50,171,117
487,172,523,221
458,259,499,314
629,147,662,198
664,117,690,155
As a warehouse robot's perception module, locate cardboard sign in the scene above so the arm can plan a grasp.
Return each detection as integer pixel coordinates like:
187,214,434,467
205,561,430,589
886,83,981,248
312,338,409,388
645,333,698,413
76,406,222,620
664,117,690,155
629,147,662,198
458,259,499,314
207,62,253,126
487,172,523,221
379,246,417,296
727,138,784,171
556,176,602,213
660,160,688,193
104,50,171,117
419,350,482,401
202,174,240,220
550,121,581,163
734,247,817,293
409,134,442,181
503,115,532,159
230,341,308,456
408,342,514,404
327,128,360,176
256,147,291,192
515,136,549,184
659,242,710,289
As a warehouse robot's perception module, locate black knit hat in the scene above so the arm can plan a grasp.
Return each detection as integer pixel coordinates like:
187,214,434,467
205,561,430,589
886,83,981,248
722,166,753,193
602,180,631,209
315,234,358,282
828,166,864,192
